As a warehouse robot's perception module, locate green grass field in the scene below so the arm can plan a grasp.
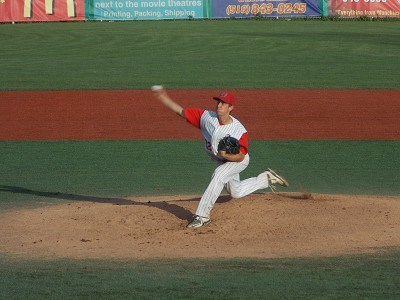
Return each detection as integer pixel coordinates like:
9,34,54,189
1,19,399,299
1,140,400,211
1,253,399,299
0,19,399,91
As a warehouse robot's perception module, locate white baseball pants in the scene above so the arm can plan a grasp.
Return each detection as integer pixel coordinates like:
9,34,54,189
195,154,270,218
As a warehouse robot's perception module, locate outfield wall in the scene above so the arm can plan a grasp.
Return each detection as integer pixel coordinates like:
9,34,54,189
0,0,399,22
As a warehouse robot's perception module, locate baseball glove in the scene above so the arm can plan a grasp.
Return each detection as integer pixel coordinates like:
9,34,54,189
218,136,241,155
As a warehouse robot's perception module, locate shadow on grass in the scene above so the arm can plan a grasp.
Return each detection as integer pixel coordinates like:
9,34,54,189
0,185,233,222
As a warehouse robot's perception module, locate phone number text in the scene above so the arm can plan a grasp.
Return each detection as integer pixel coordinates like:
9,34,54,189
226,3,307,15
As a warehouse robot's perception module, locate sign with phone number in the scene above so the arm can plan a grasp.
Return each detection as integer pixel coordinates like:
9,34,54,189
212,0,321,18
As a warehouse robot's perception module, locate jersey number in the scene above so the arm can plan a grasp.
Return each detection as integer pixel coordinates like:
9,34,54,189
205,139,212,151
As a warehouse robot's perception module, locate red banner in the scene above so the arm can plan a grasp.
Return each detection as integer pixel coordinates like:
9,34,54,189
0,0,13,21
0,0,85,22
329,0,400,17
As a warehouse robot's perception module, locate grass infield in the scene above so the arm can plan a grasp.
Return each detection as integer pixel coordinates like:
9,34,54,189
0,19,399,91
1,140,399,210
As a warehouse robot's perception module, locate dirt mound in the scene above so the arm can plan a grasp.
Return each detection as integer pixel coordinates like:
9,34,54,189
0,193,399,259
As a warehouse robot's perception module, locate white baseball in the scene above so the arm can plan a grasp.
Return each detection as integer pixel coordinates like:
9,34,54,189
151,85,164,92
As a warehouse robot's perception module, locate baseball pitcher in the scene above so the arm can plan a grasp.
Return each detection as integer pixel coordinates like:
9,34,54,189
152,86,288,228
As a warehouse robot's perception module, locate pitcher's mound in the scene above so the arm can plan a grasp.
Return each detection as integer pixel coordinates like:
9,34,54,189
0,193,399,259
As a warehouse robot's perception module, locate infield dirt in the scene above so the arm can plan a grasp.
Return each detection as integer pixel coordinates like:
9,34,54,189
0,193,399,259
1,89,400,140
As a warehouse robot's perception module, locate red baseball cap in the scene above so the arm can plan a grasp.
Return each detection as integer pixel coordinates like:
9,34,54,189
213,91,236,106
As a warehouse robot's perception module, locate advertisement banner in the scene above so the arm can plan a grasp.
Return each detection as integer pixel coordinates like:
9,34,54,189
0,0,85,22
89,0,204,20
212,0,321,18
329,0,400,17
0,0,13,22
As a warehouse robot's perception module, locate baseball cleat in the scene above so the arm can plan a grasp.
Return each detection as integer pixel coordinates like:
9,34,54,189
266,168,289,192
187,215,211,228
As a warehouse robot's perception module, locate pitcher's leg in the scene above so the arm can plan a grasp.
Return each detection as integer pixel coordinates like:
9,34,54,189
196,159,248,218
225,172,269,199
195,175,225,218
226,168,289,198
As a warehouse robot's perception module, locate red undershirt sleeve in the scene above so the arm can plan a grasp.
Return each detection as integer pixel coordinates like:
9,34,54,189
184,108,205,129
239,133,249,155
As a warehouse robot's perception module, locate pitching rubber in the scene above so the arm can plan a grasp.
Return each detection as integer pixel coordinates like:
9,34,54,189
151,85,164,92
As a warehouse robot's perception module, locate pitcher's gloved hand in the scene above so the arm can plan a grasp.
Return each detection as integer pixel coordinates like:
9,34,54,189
218,136,241,155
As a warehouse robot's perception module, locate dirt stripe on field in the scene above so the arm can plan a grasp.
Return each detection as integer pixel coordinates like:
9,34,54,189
1,89,399,140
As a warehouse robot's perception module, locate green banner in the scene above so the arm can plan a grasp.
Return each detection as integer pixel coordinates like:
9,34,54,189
88,0,205,20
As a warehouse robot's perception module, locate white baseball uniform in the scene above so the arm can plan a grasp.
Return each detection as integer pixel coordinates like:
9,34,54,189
184,108,271,218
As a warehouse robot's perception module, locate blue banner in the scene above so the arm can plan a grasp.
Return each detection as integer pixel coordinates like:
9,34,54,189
91,0,204,20
212,0,321,18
